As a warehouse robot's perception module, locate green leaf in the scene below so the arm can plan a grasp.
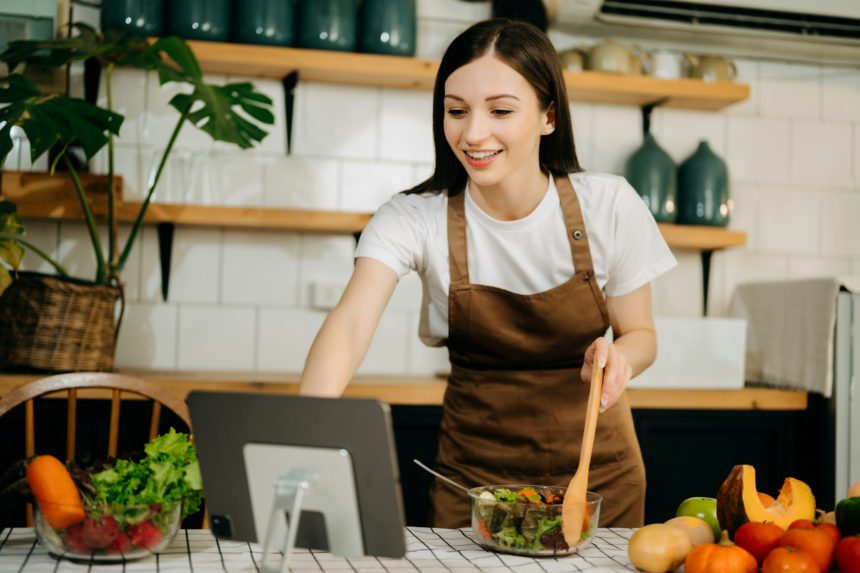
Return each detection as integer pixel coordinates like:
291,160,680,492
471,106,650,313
0,266,11,295
0,75,123,164
150,40,273,149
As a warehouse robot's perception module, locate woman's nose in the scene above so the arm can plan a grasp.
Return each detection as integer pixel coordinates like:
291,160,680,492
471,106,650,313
464,115,489,146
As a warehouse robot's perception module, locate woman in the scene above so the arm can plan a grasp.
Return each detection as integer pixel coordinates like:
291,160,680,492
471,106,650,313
299,19,676,528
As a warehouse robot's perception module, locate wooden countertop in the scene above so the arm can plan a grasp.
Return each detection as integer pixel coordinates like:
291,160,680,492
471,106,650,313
0,371,807,411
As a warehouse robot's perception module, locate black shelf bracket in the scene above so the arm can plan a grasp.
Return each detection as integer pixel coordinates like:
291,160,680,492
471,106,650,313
640,97,669,135
701,249,714,316
283,70,299,154
157,222,175,302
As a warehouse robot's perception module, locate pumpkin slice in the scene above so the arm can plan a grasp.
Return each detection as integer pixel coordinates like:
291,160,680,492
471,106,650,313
716,464,815,535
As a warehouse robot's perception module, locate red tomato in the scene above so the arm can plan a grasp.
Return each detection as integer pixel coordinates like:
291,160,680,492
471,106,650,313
789,518,841,547
780,528,835,573
837,536,860,573
734,521,785,565
762,547,821,573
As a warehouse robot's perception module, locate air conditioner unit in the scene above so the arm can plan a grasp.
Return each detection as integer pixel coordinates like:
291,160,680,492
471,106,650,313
554,0,860,65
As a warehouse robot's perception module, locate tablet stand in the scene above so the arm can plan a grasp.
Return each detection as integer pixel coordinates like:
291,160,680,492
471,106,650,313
260,469,314,573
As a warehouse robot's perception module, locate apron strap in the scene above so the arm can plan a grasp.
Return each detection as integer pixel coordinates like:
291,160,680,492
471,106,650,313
556,175,597,276
447,191,469,286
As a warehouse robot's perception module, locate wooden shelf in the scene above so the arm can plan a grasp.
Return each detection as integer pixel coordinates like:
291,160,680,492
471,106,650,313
3,171,747,247
184,40,749,111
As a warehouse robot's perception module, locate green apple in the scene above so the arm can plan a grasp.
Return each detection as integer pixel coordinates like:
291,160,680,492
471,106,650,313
675,497,720,541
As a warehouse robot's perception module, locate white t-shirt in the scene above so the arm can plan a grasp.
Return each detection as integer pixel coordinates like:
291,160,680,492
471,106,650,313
355,172,677,347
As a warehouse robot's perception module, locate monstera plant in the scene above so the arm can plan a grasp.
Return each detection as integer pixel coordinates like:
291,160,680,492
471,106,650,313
0,24,274,371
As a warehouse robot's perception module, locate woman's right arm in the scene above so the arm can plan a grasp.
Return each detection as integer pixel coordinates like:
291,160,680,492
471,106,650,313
298,257,399,397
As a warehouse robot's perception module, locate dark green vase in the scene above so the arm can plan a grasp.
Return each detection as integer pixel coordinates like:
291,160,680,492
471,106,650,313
101,0,163,35
167,0,230,42
234,0,294,46
625,133,677,223
361,0,416,56
677,140,730,227
297,0,357,51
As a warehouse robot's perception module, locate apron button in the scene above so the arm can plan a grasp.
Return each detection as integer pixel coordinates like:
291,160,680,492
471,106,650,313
573,230,583,240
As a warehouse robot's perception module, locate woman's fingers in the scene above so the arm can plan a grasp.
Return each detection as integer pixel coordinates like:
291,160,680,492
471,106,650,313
600,345,632,413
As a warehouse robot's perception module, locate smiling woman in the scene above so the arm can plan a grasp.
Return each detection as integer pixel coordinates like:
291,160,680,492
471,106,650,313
298,18,677,532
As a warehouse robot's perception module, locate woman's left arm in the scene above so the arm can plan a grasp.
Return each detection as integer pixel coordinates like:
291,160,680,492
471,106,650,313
581,283,657,411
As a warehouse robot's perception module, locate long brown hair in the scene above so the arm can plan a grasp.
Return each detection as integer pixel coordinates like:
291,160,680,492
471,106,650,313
405,18,582,196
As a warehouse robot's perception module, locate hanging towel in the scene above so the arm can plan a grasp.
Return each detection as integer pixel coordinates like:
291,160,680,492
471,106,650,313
729,277,860,397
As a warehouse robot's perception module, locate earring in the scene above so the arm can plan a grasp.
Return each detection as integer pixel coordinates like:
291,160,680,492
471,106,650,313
545,126,555,135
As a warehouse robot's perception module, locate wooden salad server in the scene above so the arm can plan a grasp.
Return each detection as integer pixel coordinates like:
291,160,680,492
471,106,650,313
562,362,604,546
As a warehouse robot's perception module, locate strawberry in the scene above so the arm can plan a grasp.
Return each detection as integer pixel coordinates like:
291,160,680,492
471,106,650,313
81,515,119,549
63,523,89,554
129,521,163,551
105,532,131,555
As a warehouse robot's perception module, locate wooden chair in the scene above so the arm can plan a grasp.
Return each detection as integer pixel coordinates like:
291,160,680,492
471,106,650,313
0,372,192,526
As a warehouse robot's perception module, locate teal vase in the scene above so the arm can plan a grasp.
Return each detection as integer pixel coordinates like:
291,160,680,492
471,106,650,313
101,0,163,35
297,0,358,52
625,133,677,223
167,0,230,42
361,0,416,56
677,140,730,227
234,0,294,46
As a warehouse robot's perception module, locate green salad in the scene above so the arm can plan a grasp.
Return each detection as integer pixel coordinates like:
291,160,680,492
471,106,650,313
472,486,593,553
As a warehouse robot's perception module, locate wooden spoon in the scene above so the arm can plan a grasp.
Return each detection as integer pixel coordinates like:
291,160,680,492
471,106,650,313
562,363,604,546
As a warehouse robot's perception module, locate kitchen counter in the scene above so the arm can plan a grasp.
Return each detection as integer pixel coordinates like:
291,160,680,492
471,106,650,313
0,371,807,410
0,526,639,572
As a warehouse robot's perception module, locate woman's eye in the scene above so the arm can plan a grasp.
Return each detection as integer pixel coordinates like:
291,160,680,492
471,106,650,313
446,108,466,117
492,109,513,117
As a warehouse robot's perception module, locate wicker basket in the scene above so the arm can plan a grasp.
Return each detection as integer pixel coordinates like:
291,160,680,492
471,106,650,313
0,271,121,372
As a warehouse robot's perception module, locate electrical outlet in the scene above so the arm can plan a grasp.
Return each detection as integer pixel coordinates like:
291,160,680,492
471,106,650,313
310,282,344,310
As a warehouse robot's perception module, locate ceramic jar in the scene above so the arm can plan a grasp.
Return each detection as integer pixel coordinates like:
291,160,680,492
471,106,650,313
167,0,229,42
625,133,677,223
586,40,648,75
297,0,358,52
361,0,415,56
684,54,737,83
677,141,730,227
101,0,163,35
233,0,294,46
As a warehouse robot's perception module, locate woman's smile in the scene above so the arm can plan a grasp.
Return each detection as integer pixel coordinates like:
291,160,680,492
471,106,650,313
464,149,503,167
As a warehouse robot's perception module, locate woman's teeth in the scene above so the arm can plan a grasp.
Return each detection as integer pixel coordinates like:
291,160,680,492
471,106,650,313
466,150,501,159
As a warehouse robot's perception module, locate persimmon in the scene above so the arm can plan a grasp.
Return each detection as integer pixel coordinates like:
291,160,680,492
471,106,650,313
788,518,841,546
26,455,85,530
734,521,784,565
836,536,860,573
762,546,821,573
779,527,835,572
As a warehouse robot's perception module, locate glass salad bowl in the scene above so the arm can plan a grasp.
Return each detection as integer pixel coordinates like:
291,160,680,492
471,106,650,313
469,485,601,557
34,500,181,562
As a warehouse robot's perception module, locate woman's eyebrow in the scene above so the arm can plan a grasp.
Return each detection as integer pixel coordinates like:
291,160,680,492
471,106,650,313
443,94,521,101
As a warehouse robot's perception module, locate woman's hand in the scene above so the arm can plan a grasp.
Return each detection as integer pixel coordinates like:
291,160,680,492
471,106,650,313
581,336,633,412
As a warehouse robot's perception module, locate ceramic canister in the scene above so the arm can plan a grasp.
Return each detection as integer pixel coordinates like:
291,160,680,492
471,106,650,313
297,0,358,51
361,0,415,56
234,0,294,46
677,140,730,226
101,0,163,35
167,0,230,42
625,133,677,223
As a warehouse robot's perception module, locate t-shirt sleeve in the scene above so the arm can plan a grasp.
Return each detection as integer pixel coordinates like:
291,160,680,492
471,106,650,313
354,193,426,279
604,180,677,297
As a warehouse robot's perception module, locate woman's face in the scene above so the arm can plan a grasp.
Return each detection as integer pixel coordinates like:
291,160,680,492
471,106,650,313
443,53,554,190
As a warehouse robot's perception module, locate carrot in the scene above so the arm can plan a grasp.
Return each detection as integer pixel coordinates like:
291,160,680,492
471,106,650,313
26,455,85,530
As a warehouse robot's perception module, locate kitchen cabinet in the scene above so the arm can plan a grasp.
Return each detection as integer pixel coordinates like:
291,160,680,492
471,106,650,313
0,373,818,528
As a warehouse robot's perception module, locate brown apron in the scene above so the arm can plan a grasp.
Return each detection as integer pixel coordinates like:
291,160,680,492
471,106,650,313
428,175,646,529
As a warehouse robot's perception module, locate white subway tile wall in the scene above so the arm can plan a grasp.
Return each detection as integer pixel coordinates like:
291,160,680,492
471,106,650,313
17,11,859,375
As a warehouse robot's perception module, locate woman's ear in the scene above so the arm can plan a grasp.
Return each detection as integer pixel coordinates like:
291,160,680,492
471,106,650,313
544,102,556,135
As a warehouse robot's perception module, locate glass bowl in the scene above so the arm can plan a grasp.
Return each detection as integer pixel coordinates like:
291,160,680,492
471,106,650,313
34,500,181,562
468,485,601,557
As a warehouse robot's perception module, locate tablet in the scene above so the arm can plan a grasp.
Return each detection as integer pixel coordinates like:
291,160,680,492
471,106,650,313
187,391,406,559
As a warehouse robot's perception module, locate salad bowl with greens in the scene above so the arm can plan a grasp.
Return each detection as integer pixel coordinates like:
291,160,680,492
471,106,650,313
469,485,601,557
32,429,202,562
